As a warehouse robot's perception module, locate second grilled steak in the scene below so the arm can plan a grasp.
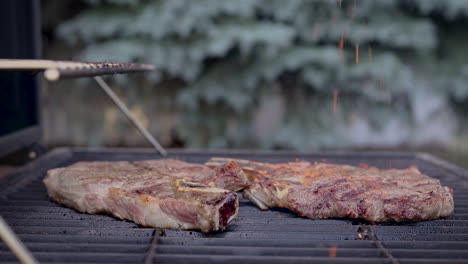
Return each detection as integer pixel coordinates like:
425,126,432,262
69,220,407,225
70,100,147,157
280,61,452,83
44,159,248,232
206,158,454,222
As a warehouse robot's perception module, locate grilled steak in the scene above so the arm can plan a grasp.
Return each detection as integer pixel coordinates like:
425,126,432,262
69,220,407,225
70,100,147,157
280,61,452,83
206,158,454,222
44,159,248,232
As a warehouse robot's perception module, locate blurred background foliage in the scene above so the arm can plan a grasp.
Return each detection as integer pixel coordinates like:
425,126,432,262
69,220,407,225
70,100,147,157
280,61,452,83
41,0,468,157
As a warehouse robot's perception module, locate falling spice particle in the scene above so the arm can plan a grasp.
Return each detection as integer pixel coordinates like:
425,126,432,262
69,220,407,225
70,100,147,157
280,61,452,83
333,88,339,113
329,245,338,258
338,0,342,8
339,33,345,49
368,46,373,63
313,23,319,41
358,233,363,239
339,32,345,57
355,44,360,64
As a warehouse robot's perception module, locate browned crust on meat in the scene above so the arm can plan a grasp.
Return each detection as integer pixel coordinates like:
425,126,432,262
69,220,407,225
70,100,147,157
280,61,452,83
206,157,454,222
43,159,243,232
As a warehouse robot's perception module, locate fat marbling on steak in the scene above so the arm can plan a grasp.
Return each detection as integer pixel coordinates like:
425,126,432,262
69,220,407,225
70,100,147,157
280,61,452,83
206,158,454,222
44,159,249,232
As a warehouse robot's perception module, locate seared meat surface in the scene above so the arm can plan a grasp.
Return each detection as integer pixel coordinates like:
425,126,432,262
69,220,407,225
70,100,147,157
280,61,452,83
206,158,454,222
44,159,248,232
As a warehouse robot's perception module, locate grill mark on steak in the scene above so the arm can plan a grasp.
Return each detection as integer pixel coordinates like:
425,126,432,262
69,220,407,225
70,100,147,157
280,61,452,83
177,182,207,188
207,157,454,222
133,159,249,191
132,183,175,199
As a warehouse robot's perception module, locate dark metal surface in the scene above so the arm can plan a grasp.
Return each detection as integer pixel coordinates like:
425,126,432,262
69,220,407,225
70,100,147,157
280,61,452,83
0,126,42,162
0,0,42,158
1,148,468,263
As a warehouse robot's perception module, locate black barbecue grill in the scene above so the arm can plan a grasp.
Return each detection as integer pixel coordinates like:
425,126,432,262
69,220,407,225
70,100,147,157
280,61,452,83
1,149,468,264
1,1,468,263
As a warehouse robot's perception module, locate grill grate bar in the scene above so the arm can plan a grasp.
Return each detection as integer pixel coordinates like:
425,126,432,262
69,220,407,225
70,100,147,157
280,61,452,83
359,224,399,264
3,214,468,227
151,255,468,264
0,251,143,263
6,230,468,242
16,234,152,244
7,226,155,237
0,243,147,253
0,213,121,221
4,219,139,228
3,244,468,258
4,237,468,250
144,228,164,264
5,220,468,234
3,210,468,224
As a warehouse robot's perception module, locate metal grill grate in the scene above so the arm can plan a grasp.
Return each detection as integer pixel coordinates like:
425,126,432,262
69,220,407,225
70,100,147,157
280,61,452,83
1,148,468,263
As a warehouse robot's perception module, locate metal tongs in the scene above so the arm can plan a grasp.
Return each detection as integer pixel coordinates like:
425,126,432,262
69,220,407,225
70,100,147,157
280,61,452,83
0,59,167,155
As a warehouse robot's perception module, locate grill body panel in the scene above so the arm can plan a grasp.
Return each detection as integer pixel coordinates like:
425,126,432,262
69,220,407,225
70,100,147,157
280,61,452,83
1,148,468,263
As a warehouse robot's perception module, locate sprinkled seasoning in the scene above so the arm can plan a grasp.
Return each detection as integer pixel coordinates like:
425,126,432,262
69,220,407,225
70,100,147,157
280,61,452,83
339,32,345,57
